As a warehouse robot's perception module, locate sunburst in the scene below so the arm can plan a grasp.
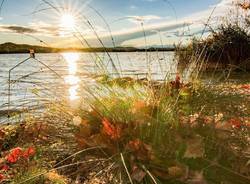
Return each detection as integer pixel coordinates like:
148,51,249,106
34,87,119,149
60,13,76,29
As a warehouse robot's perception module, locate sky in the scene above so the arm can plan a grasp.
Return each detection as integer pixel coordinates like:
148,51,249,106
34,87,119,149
0,0,242,48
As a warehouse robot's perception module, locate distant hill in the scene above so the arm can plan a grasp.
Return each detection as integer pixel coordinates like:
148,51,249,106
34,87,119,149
0,42,175,54
0,42,56,54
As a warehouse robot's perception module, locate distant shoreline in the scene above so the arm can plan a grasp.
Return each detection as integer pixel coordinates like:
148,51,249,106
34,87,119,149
0,42,175,54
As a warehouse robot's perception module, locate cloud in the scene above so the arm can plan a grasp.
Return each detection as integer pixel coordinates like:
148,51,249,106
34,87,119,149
86,21,192,46
0,25,37,34
0,21,61,37
109,0,238,46
0,17,191,47
217,0,234,7
124,15,164,24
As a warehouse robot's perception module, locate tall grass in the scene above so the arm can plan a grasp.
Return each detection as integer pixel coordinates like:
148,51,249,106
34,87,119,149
175,4,250,73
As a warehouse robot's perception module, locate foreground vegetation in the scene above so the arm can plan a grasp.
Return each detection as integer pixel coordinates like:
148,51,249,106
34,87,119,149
0,77,249,183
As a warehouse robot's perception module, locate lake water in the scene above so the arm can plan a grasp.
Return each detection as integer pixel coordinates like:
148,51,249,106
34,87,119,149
0,52,176,122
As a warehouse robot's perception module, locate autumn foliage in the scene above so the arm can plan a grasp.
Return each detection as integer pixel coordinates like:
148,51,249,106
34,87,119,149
0,146,36,181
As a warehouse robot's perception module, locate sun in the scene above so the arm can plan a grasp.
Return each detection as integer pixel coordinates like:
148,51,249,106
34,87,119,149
60,14,76,29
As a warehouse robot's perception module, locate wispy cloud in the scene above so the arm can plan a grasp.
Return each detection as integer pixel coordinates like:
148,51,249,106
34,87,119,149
0,25,37,34
124,15,165,23
88,21,192,46
0,21,61,37
112,0,238,46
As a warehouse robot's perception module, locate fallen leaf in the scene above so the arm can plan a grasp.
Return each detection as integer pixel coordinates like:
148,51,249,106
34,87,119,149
131,166,146,182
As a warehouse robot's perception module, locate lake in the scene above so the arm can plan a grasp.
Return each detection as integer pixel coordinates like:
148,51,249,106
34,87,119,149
0,52,177,123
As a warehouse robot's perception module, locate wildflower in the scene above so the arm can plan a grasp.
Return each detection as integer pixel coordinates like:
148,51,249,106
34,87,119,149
6,147,22,163
22,147,36,159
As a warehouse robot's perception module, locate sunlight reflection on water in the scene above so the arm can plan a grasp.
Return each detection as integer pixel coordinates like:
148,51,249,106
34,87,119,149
62,52,80,101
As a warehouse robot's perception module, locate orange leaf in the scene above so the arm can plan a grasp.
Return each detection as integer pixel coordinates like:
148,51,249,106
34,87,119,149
23,147,36,159
102,118,121,140
229,118,242,129
0,165,9,171
6,147,23,164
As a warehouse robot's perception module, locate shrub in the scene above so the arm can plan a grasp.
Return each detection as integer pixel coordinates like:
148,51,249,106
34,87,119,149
176,10,250,71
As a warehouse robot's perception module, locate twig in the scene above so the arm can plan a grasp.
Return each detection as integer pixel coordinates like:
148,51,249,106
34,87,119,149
120,153,134,184
54,146,103,167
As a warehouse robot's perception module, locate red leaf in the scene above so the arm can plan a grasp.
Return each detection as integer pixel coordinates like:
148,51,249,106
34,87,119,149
6,147,23,164
23,147,36,159
229,118,242,129
131,166,146,182
102,118,121,140
241,84,250,90
0,165,9,171
0,174,4,181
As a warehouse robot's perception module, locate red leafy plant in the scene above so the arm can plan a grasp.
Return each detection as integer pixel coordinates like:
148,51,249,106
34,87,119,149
5,146,36,164
0,146,36,181
6,147,23,164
